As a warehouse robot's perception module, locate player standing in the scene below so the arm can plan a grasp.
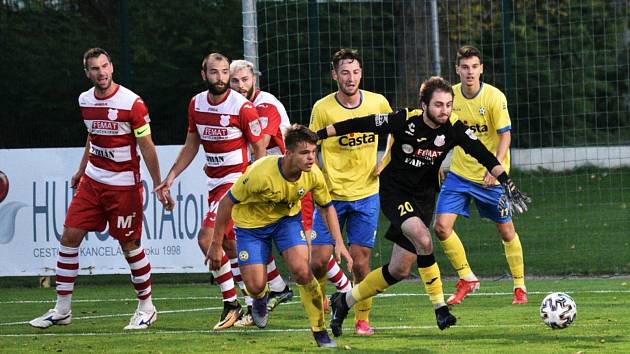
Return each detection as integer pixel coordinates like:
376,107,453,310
30,47,172,330
434,46,528,305
320,76,530,336
155,53,266,330
308,49,392,336
205,125,352,348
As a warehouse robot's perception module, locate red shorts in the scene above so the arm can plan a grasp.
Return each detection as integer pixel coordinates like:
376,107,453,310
203,183,235,240
65,176,144,241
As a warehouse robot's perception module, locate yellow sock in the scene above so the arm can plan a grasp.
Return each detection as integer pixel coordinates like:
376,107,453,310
249,284,269,299
351,267,391,304
418,263,445,306
317,273,327,297
297,277,325,331
354,296,373,322
440,231,474,280
503,233,525,289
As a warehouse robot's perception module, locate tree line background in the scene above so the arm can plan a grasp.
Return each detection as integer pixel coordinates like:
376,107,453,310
1,0,628,149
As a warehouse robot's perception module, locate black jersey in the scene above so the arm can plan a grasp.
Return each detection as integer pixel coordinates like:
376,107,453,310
328,108,502,197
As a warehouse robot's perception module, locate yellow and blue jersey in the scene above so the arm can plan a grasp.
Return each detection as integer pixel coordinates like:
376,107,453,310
450,82,511,184
309,90,392,201
228,155,332,228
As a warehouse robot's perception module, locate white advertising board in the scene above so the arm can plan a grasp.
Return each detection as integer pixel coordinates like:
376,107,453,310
0,146,211,276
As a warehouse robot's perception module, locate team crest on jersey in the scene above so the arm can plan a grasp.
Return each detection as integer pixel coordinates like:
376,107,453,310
297,187,305,197
107,108,118,120
433,134,446,147
259,116,269,128
239,251,249,261
249,120,262,136
479,107,486,116
401,144,414,154
220,115,231,127
465,129,479,140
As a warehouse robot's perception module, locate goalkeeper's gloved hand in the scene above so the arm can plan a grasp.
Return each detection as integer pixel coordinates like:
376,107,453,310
499,177,531,214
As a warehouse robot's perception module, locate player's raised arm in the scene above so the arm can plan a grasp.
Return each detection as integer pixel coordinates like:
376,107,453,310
452,120,530,213
316,109,408,140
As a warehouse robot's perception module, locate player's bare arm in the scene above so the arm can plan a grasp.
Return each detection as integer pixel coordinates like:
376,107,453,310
137,134,173,210
249,137,267,160
71,137,91,188
154,131,201,203
204,195,234,270
484,130,511,187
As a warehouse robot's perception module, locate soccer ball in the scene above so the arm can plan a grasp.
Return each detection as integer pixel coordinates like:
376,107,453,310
540,292,577,329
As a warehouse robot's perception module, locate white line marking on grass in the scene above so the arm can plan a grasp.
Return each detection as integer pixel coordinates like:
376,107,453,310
0,296,222,305
3,289,629,305
0,322,623,338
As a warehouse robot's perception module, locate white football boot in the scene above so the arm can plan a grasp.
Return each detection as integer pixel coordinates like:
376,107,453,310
29,309,72,328
124,306,157,330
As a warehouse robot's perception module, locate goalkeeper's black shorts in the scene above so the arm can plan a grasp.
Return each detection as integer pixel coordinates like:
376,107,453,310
379,182,436,254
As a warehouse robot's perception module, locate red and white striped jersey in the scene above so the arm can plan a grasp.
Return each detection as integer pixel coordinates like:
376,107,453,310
252,89,290,155
79,84,150,189
187,89,262,190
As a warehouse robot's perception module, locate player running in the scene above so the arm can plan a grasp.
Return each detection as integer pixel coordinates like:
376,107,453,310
318,76,530,336
205,125,353,348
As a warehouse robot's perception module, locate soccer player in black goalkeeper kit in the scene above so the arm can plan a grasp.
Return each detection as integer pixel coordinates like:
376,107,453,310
317,76,530,336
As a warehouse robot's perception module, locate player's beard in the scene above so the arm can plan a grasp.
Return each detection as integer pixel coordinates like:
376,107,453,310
426,109,449,126
245,86,255,100
207,80,229,95
339,82,359,97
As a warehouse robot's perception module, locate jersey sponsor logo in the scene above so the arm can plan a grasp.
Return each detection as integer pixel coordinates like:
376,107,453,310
465,128,479,140
202,126,229,139
468,123,488,134
206,155,225,166
107,108,118,121
417,137,427,143
414,148,443,159
374,113,388,126
401,144,414,154
220,114,231,127
404,157,424,167
90,145,116,159
249,119,262,136
433,134,445,147
91,120,120,135
405,122,415,136
339,133,376,147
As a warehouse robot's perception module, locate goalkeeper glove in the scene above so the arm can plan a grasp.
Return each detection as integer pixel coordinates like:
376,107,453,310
498,174,531,214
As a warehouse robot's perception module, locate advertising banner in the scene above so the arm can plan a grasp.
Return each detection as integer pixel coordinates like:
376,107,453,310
0,146,211,276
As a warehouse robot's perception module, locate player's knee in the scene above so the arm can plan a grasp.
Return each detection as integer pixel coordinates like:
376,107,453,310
433,221,452,239
387,261,411,280
291,266,312,285
418,236,434,254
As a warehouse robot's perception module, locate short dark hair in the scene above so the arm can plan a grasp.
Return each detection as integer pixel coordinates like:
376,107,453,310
202,52,230,71
83,48,111,70
284,124,318,151
419,76,454,106
456,45,482,66
331,48,362,71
